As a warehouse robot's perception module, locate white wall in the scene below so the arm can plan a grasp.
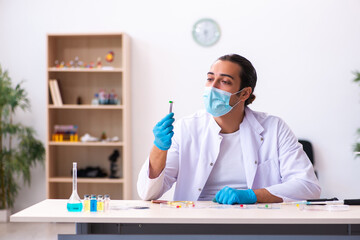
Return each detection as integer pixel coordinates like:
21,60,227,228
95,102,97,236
0,0,359,212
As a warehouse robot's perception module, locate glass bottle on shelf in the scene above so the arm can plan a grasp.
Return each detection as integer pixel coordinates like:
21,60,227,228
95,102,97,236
114,94,120,105
98,89,106,105
67,162,83,212
91,93,99,105
109,89,116,105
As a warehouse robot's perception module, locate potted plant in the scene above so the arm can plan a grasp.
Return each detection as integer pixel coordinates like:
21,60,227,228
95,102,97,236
354,71,360,158
0,64,45,221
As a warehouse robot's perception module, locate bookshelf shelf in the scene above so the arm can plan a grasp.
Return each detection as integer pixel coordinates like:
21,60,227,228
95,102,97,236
49,177,124,184
49,141,124,147
46,33,131,200
48,104,124,110
48,67,123,73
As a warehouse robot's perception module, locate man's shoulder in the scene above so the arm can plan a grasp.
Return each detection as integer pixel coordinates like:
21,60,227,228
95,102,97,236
175,109,211,128
247,108,285,126
182,109,209,120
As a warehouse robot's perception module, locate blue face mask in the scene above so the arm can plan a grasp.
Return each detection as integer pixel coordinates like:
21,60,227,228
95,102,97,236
203,87,244,117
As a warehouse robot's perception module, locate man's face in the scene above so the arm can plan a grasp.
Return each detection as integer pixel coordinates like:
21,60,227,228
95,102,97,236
206,60,242,93
206,60,243,106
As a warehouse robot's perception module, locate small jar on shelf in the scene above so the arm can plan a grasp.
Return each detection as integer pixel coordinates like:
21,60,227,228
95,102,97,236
91,93,99,105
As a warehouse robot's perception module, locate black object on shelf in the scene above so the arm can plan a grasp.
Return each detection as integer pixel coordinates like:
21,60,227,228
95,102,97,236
77,96,82,105
109,150,120,179
75,166,107,178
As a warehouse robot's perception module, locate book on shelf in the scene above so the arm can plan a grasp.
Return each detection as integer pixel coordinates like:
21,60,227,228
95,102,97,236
53,79,63,106
49,79,63,106
49,80,58,106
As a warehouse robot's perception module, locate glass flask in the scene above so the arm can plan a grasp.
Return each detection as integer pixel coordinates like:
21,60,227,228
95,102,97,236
67,162,83,212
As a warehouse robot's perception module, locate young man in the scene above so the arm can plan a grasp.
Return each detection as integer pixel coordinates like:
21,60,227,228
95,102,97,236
137,54,320,204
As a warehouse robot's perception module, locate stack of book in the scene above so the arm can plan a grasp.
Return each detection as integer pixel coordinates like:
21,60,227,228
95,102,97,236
49,79,63,106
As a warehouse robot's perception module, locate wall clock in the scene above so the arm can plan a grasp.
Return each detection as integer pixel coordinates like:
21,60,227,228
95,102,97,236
192,18,221,47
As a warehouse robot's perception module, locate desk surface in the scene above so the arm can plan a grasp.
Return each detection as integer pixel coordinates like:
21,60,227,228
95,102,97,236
10,199,360,224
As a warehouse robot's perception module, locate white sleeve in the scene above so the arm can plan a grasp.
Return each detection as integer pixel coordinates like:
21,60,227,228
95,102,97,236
137,123,180,200
265,119,321,201
137,157,166,200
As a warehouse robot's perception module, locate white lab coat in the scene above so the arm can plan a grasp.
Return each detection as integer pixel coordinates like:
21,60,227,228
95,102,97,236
137,107,321,202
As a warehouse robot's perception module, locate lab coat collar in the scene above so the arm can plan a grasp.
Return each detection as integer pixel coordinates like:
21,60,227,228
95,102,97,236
244,107,264,135
207,107,264,135
209,113,222,133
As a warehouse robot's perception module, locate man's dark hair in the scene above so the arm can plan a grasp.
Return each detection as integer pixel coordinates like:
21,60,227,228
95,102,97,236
218,54,257,105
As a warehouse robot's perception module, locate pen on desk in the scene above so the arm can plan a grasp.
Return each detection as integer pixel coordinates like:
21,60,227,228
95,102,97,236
151,200,168,204
344,199,360,205
289,201,342,205
169,101,173,113
286,198,338,205
305,198,360,205
306,197,338,202
306,201,343,205
304,197,340,205
289,198,360,206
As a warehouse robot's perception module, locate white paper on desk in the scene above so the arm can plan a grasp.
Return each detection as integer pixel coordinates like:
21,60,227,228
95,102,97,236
110,205,131,210
194,202,233,209
110,203,150,210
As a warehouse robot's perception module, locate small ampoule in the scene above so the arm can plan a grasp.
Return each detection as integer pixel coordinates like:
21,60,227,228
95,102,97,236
104,194,111,212
90,194,97,212
97,195,104,212
83,194,90,212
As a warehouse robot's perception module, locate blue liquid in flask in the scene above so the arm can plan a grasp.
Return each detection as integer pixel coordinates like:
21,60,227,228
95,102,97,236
67,202,83,212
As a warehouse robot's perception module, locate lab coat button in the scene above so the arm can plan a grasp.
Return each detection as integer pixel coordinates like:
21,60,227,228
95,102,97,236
210,163,213,166
260,137,264,141
198,188,202,191
255,161,258,164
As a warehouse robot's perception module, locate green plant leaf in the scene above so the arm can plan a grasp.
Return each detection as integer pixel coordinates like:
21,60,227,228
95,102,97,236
0,64,45,209
354,71,360,83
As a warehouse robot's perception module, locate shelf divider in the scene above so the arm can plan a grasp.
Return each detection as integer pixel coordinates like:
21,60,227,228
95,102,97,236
48,67,123,73
49,177,124,184
48,104,123,110
49,141,123,147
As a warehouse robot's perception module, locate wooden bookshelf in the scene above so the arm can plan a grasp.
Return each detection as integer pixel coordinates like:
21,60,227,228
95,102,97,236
46,33,131,200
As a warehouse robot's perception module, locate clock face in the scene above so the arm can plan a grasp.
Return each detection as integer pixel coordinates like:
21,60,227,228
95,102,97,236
192,18,221,47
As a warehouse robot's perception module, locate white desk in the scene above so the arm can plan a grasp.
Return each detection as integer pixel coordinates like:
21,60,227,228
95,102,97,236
11,199,360,240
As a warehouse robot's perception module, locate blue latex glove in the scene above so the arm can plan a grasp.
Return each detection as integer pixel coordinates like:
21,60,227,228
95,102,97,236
153,112,175,151
213,186,257,205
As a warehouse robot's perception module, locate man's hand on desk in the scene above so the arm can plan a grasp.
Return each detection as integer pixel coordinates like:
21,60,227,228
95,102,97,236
214,187,283,205
214,187,257,205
